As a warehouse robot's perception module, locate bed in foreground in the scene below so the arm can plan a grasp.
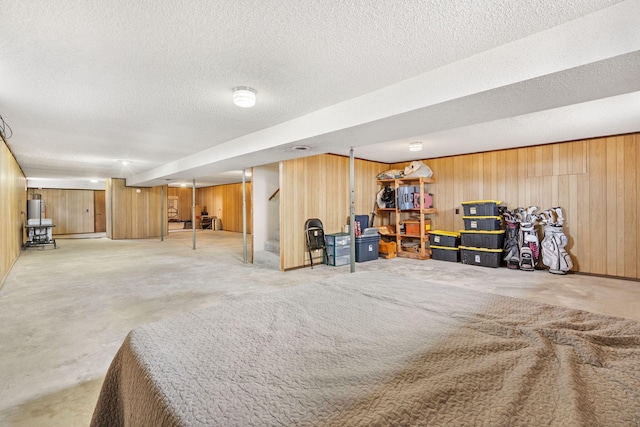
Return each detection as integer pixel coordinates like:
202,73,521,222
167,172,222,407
91,272,640,426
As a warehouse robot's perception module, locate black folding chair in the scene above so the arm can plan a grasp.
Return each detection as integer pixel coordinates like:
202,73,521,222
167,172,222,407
305,218,327,268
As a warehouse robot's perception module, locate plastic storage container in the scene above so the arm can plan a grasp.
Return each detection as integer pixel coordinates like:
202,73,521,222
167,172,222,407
325,233,350,246
429,230,460,247
431,245,460,262
462,216,502,231
325,233,351,266
326,244,351,257
461,200,502,216
327,254,350,266
459,230,505,249
349,214,370,231
355,230,380,262
459,246,503,268
401,219,431,235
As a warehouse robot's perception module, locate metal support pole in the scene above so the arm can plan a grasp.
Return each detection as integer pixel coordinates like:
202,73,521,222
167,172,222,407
242,169,248,263
161,186,165,242
349,147,355,273
192,179,196,250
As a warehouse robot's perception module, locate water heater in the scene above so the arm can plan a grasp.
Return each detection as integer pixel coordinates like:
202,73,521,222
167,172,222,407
27,198,45,221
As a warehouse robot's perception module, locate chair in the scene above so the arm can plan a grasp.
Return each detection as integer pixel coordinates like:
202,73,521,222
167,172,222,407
305,218,327,268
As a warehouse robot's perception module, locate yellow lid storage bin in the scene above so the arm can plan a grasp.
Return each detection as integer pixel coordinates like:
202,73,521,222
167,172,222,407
431,245,460,262
462,216,502,231
459,246,503,268
429,230,460,248
459,230,505,249
461,200,502,216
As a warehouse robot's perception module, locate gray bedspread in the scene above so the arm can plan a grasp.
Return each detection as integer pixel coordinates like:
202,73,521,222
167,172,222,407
91,273,640,426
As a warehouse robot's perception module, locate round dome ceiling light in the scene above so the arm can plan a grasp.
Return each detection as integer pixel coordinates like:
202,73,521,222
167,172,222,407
233,86,257,108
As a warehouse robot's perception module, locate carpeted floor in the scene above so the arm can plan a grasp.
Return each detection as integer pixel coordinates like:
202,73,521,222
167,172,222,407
1,230,639,426
93,274,640,426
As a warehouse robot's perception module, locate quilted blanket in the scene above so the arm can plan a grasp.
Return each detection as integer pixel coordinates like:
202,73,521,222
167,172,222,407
91,273,640,426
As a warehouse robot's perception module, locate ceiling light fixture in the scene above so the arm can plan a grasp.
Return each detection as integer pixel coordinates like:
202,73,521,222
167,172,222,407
90,179,98,183
233,86,257,108
120,160,129,166
409,141,423,152
292,145,310,151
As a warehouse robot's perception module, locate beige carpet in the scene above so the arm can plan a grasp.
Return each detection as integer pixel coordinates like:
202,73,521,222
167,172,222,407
2,231,639,426
92,272,640,426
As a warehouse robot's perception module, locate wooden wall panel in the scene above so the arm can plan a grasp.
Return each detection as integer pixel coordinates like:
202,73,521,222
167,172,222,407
27,188,95,234
637,134,640,279
392,133,640,279
167,187,194,220
196,182,252,233
106,179,165,239
94,190,106,232
1,140,27,287
588,138,606,275
196,186,223,221
280,154,389,270
629,134,640,279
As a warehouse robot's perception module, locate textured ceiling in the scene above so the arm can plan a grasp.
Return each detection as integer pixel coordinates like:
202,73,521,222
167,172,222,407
1,0,638,189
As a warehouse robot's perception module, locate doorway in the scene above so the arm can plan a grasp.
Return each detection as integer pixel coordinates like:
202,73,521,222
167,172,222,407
94,190,106,233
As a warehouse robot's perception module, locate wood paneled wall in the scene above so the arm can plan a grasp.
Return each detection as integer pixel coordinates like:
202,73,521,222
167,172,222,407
106,179,166,239
197,182,252,233
392,133,640,279
0,140,26,286
167,187,195,220
280,154,389,270
27,188,95,234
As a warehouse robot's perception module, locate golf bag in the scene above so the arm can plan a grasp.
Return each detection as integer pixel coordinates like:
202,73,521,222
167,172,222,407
503,218,520,269
519,222,540,271
540,207,573,274
517,207,540,271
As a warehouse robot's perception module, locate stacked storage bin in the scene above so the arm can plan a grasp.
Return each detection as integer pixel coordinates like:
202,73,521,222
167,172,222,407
355,228,380,262
429,230,461,262
325,233,351,266
459,200,504,268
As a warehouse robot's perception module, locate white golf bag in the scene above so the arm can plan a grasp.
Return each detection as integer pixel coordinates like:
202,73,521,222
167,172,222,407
540,208,573,274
